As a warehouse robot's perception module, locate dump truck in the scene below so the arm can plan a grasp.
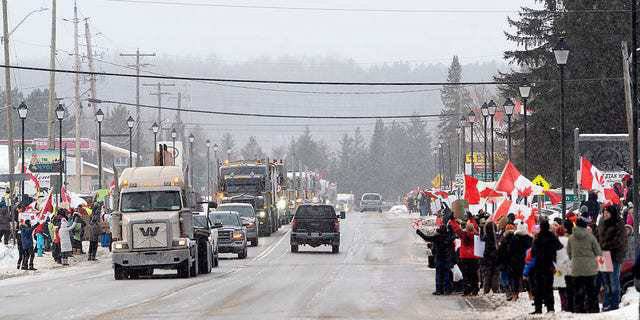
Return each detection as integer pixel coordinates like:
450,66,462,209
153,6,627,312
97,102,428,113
110,166,213,280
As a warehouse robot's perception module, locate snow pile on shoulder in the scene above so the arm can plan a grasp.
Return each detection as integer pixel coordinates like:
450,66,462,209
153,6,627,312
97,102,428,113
0,244,18,268
389,205,408,214
450,289,638,320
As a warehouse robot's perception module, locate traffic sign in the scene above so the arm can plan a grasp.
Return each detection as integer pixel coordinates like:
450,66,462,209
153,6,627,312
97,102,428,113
532,175,551,192
455,174,464,187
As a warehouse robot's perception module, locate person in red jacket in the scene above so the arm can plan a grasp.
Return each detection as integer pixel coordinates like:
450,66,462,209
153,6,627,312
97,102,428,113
451,216,480,296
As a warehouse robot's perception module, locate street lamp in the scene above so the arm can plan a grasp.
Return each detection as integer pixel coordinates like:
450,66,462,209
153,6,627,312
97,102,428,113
503,98,515,160
457,121,463,177
467,109,476,176
151,122,159,161
554,37,570,217
206,139,211,199
214,144,220,192
481,102,489,182
95,109,104,189
55,103,65,203
127,116,135,167
188,133,195,188
519,78,532,178
17,102,28,199
487,100,497,181
438,143,445,188
171,128,177,154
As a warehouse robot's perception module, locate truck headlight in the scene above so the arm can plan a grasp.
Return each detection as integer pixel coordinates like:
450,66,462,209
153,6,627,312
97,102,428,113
258,211,266,218
172,238,189,247
276,199,287,210
232,231,244,241
113,242,128,250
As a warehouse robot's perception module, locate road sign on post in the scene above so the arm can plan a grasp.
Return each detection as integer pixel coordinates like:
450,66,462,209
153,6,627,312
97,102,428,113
455,174,464,187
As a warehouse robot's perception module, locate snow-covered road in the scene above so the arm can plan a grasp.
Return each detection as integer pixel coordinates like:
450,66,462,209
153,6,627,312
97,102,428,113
0,212,469,319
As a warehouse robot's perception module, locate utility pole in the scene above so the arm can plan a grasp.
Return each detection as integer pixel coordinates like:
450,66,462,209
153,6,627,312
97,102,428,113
631,0,640,250
72,0,82,192
120,49,155,166
84,18,97,120
143,82,174,141
2,0,14,197
47,0,57,148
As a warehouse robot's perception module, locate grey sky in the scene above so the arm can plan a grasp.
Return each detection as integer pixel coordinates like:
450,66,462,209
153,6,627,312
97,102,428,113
10,0,536,66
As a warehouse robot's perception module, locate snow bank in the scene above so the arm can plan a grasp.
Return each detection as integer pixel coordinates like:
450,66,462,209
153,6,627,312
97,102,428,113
454,289,638,320
0,244,19,268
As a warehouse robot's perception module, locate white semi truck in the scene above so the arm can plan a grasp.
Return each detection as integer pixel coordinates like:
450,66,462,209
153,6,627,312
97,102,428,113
111,166,213,279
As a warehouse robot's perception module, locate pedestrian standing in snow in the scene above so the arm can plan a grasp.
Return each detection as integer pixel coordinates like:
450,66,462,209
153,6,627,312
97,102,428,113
456,221,480,296
597,205,628,311
86,211,101,261
530,219,562,314
19,220,36,270
14,204,24,269
48,217,61,264
503,222,531,301
553,225,572,312
481,220,499,294
568,217,601,313
58,213,78,266
0,200,11,245
417,224,455,295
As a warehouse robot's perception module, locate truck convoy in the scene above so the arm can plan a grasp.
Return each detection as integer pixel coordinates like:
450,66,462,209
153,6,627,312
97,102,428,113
217,160,285,236
110,166,214,279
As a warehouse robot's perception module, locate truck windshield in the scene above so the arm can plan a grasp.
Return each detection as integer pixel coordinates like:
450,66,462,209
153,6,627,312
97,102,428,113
225,179,261,193
295,205,336,219
120,191,182,212
221,166,267,177
209,212,240,226
217,205,255,218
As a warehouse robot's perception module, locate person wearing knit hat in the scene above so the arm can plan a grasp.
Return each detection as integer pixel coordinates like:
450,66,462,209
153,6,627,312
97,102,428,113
568,217,601,313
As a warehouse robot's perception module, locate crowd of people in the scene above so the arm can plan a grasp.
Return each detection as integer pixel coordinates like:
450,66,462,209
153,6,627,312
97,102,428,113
416,191,635,315
0,195,112,270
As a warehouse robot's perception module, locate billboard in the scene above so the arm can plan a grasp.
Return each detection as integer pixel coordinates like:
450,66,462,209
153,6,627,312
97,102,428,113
25,150,63,173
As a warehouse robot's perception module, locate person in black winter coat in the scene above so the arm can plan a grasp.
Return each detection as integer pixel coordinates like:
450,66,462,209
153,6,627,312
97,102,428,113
19,220,36,270
581,192,600,222
597,205,628,311
530,219,563,314
417,224,456,295
481,221,499,294
0,201,11,245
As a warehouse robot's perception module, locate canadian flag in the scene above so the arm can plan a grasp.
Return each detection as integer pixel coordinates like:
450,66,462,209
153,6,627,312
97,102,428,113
463,175,481,205
579,157,605,192
491,199,512,222
38,192,53,220
495,161,542,199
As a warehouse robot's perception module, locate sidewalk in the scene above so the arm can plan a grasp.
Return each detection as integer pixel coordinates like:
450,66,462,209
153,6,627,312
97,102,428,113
0,241,111,280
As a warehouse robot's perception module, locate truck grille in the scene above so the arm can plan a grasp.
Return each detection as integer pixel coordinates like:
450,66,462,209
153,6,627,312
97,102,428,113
218,230,232,243
132,222,168,249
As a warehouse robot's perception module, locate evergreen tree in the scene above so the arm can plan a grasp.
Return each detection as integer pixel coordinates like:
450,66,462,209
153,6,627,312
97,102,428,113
220,133,235,160
499,0,629,184
240,136,265,160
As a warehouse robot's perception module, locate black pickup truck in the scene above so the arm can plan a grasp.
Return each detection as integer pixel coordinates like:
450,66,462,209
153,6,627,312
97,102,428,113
290,204,340,253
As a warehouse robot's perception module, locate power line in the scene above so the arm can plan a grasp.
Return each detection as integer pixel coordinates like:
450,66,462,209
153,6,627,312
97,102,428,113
105,0,631,14
92,97,454,119
1,63,623,88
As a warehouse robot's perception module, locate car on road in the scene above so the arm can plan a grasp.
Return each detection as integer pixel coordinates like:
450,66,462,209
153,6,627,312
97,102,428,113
209,211,248,259
290,204,340,253
360,193,383,212
217,203,259,246
192,213,221,268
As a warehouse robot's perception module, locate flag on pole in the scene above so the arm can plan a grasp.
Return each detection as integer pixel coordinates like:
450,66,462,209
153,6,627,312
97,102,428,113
491,199,512,222
544,190,562,205
463,175,480,205
495,161,541,197
579,157,605,192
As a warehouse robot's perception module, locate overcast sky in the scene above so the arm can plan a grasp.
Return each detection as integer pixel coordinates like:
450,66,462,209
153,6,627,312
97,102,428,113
10,0,537,66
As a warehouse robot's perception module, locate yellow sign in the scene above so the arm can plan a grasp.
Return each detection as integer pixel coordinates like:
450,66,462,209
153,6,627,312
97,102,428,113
532,175,551,192
431,174,442,188
465,152,485,163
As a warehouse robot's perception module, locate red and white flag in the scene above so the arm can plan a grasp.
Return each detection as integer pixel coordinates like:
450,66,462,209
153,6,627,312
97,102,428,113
463,175,480,205
495,161,542,199
38,192,53,220
579,157,605,192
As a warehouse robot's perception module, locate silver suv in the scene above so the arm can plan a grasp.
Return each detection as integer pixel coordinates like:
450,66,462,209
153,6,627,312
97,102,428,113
360,193,383,213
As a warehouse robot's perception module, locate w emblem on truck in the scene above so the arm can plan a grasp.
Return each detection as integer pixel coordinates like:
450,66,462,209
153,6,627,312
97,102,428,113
140,226,160,237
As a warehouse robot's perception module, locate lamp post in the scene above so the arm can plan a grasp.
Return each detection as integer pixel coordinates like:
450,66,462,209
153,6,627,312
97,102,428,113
503,98,515,160
55,104,65,203
554,37,570,218
127,116,134,167
481,102,489,182
438,143,444,188
519,79,532,178
17,102,28,199
171,128,177,157
95,109,104,189
467,109,476,176
487,100,497,181
214,144,220,192
188,133,194,188
151,122,159,162
206,139,211,199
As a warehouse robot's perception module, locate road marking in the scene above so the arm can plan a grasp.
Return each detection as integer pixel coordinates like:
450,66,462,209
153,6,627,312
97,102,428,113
253,229,290,262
